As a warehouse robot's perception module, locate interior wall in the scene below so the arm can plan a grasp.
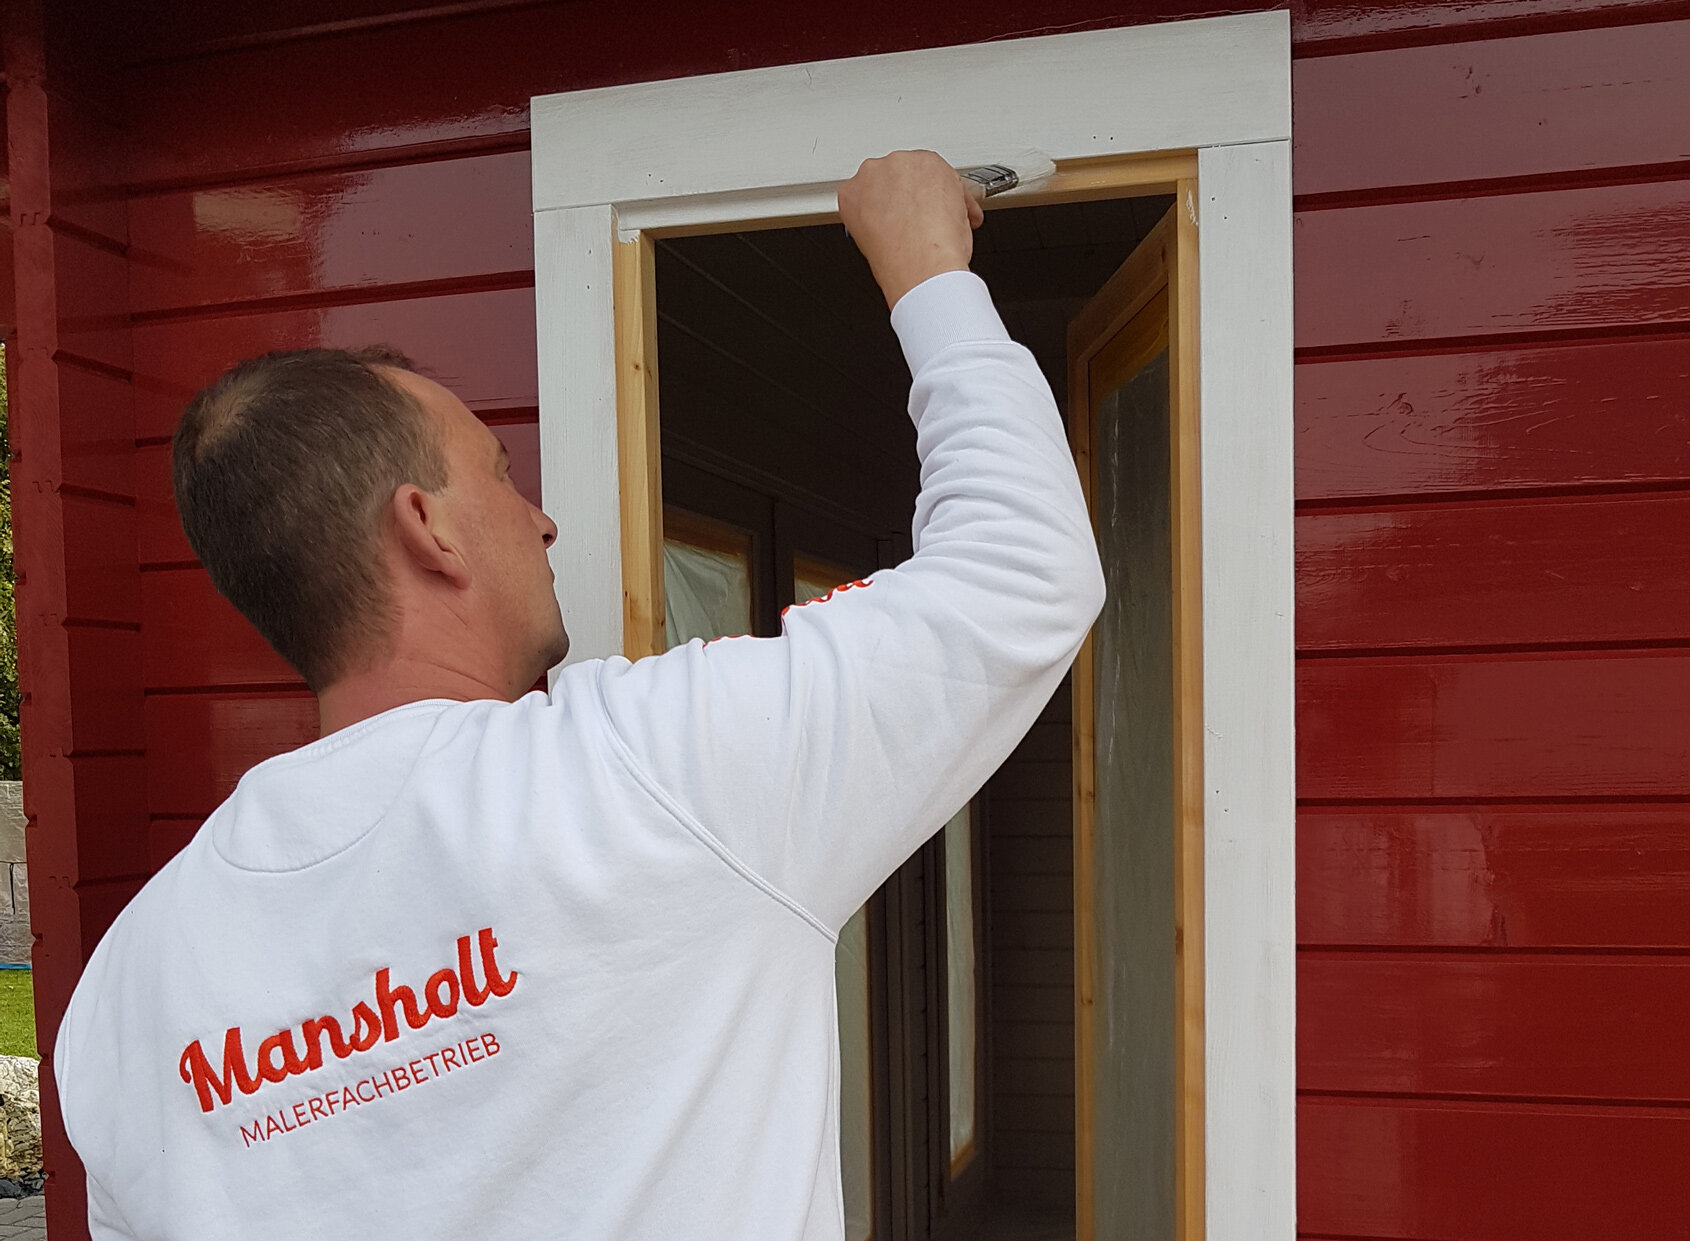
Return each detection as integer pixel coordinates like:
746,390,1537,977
984,680,1077,1215
655,198,1170,541
655,227,915,541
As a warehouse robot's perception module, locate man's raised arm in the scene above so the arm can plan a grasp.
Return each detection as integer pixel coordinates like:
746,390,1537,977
590,151,1105,935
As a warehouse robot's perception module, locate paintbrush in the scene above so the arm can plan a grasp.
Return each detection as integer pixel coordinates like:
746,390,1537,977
957,150,1058,199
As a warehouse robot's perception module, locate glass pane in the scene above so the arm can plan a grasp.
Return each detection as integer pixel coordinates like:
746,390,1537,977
836,905,874,1241
1091,348,1176,1240
793,567,840,607
663,538,751,648
944,805,977,1165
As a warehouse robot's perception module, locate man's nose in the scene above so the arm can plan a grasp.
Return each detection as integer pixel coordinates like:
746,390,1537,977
533,506,559,548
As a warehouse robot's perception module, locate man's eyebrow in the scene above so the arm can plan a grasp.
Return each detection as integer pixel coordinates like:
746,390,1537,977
495,439,511,468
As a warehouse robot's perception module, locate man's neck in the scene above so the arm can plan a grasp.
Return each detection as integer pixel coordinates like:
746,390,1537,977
317,658,514,737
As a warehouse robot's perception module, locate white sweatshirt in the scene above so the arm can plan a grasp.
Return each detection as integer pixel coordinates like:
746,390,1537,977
55,270,1105,1241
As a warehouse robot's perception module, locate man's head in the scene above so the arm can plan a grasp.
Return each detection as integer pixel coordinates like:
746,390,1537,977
173,347,566,699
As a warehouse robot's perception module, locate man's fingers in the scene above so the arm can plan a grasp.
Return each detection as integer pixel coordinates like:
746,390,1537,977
838,149,978,307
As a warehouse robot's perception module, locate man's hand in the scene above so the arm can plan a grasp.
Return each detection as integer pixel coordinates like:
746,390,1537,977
838,150,986,310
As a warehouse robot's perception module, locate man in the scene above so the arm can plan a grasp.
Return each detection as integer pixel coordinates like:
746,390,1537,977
54,151,1103,1239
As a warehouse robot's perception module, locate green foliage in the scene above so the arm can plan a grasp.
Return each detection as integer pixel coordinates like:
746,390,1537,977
0,352,16,781
0,970,37,1059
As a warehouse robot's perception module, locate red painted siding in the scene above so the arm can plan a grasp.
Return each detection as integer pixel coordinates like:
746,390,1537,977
1299,652,1690,800
10,1,1690,1238
1292,9,1690,1239
1297,493,1690,649
1295,336,1690,500
1298,805,1690,948
1297,179,1690,348
1301,1098,1690,1239
1293,19,1690,194
1301,952,1690,1100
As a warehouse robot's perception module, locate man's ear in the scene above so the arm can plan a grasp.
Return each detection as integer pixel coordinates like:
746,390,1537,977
389,483,471,589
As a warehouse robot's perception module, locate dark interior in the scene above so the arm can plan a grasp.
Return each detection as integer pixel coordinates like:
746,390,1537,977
653,193,1172,1240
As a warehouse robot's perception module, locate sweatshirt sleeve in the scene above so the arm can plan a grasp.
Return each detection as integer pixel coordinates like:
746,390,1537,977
592,269,1105,936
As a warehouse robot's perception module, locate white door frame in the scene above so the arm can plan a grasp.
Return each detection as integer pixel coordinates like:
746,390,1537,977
530,13,1294,1238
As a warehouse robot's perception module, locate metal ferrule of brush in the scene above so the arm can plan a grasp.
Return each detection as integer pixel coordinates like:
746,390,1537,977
959,164,1021,197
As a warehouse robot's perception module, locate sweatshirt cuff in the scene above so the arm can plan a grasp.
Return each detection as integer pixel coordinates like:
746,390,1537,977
889,269,1010,378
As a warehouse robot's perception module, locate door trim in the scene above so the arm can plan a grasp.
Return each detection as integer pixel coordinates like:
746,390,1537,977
530,16,1294,1238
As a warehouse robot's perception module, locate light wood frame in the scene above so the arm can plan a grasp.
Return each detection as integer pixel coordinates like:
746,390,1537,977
531,14,1294,1238
1067,205,1203,1240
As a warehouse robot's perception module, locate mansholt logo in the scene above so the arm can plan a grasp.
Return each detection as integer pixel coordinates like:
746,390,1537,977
179,927,518,1114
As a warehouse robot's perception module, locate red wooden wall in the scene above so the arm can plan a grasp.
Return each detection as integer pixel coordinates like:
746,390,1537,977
1292,7,1690,1236
7,0,1690,1236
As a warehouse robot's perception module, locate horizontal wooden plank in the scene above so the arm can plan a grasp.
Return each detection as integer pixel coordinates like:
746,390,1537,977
994,1130,1077,1172
1297,492,1690,650
995,1058,1075,1098
989,1167,1074,1211
988,760,1071,802
993,1093,1076,1134
146,692,318,817
997,992,1072,1035
142,568,298,690
658,230,910,422
996,951,1075,993
991,911,1074,950
132,285,536,439
995,981,1073,1004
123,11,532,185
989,874,1073,914
121,2,1248,185
1291,0,1687,48
987,836,1073,876
1297,652,1690,800
1299,1096,1690,1239
1294,21,1690,195
659,326,915,537
1002,719,1072,765
1295,178,1690,349
129,150,532,314
1036,678,1071,725
1301,953,1690,1100
987,798,1072,839
1298,805,1690,948
1295,335,1690,500
993,1021,1074,1061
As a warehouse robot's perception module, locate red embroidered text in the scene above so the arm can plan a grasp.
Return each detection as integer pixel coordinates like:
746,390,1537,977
178,927,517,1114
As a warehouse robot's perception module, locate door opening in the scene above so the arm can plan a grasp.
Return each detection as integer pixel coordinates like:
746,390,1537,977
649,191,1189,1241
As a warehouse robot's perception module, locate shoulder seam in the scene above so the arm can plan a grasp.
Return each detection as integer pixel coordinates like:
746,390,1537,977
589,665,838,945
